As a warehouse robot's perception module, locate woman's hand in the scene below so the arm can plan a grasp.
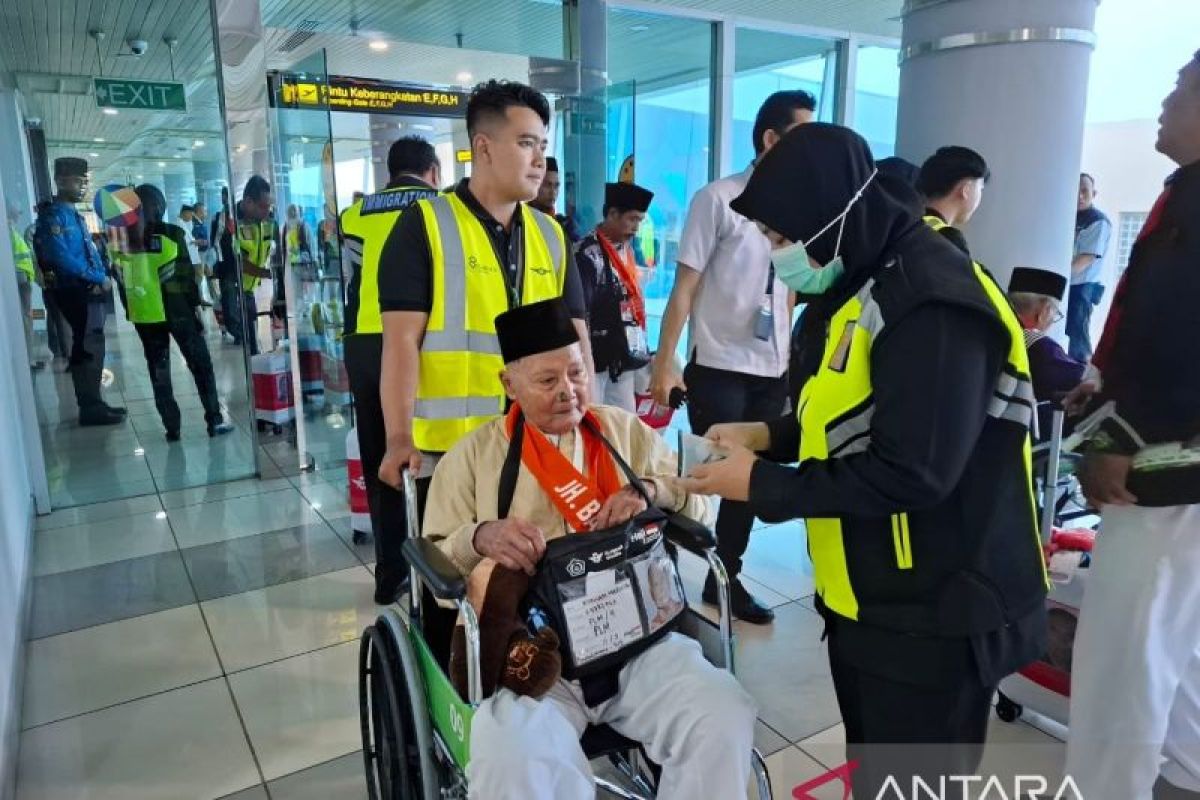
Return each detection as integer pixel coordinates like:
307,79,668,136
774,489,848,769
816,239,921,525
680,444,758,502
705,422,770,452
589,485,649,530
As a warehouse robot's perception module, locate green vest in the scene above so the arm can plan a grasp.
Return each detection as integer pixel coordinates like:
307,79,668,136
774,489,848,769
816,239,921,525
117,235,180,324
10,224,33,280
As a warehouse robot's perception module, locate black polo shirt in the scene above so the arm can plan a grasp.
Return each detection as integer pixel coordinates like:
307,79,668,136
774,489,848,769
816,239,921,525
924,207,971,256
377,179,585,317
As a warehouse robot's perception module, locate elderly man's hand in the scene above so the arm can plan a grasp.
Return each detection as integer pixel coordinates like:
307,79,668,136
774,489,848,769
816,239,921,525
1062,380,1099,417
705,422,769,452
1079,452,1138,509
474,518,547,575
680,444,757,502
589,485,648,530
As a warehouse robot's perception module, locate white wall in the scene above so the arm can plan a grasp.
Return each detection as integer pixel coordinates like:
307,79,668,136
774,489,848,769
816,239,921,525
0,88,42,800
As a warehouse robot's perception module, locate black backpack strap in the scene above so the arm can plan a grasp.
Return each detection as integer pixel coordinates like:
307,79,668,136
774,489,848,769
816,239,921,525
498,413,524,520
497,413,653,518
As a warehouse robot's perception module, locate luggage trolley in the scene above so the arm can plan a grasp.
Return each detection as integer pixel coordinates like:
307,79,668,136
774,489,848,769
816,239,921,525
358,471,775,799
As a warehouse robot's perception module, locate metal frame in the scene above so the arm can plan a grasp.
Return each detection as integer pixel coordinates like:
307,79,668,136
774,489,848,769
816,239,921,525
900,26,1097,64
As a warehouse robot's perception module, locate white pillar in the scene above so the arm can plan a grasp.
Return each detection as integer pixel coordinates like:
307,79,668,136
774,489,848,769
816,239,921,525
896,0,1098,287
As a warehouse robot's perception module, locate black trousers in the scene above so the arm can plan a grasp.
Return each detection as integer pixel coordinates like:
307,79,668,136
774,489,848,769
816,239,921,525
241,291,259,356
345,333,413,586
828,633,993,798
52,287,106,413
683,361,788,577
134,308,223,434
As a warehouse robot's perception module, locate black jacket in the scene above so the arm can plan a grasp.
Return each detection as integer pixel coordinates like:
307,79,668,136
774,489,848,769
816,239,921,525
732,124,1046,685
1089,162,1200,506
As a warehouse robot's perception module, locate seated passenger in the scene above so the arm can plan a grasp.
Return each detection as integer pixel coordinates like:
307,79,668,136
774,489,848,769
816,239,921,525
1008,266,1086,406
423,298,757,800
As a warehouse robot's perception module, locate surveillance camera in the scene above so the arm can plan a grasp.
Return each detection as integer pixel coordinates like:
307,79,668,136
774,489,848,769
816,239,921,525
128,39,149,56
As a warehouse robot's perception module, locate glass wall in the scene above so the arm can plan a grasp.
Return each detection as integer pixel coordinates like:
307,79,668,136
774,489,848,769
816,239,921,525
731,28,840,170
853,45,901,158
605,8,715,350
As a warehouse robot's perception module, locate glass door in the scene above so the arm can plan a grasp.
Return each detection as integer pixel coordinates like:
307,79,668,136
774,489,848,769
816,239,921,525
267,49,350,479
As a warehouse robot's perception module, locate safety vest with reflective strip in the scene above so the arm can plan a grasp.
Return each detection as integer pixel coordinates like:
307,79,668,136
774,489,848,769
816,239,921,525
797,265,1047,632
112,235,180,324
413,194,567,452
923,214,949,233
10,224,34,280
340,184,439,336
238,219,276,292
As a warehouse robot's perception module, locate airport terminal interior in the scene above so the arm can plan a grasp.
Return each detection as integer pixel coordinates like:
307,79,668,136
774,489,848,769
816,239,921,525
0,0,1188,797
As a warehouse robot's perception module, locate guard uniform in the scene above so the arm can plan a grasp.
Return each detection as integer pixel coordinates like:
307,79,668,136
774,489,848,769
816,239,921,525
340,178,439,577
237,210,278,356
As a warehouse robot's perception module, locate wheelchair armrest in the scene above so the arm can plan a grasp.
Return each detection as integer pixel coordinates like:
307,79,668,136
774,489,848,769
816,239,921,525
664,513,716,557
401,538,467,602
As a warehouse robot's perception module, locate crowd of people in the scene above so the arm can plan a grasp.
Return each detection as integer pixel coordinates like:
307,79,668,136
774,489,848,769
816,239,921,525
10,48,1199,800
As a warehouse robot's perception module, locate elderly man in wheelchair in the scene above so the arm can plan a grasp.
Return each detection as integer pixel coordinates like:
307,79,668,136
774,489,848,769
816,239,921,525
361,297,764,800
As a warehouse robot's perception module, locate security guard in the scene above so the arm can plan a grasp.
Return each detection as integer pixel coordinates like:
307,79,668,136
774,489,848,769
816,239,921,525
113,184,233,441
34,157,126,425
340,136,440,603
916,145,991,256
375,80,591,604
682,124,1047,797
236,175,277,356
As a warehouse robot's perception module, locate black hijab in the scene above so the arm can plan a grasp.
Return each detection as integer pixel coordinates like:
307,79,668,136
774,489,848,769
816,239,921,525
730,123,922,289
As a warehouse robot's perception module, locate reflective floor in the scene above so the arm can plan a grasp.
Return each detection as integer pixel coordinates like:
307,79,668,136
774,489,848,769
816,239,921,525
15,498,1067,799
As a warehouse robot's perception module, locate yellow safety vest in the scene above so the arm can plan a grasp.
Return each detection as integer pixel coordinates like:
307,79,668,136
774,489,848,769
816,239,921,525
413,194,567,452
797,266,1045,624
112,234,180,324
238,219,276,292
340,184,438,336
923,213,949,233
10,224,34,280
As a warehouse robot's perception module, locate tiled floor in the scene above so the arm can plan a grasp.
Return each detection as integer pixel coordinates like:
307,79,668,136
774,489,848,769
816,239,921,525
17,313,1067,799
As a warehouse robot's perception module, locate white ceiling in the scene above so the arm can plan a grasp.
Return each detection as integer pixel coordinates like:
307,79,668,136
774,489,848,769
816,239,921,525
0,0,897,189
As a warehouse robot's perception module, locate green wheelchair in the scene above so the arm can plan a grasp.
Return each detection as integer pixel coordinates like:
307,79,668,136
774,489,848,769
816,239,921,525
359,471,775,799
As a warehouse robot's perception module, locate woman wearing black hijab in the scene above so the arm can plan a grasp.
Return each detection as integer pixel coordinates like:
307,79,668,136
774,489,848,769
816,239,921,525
681,124,1047,793
114,184,233,441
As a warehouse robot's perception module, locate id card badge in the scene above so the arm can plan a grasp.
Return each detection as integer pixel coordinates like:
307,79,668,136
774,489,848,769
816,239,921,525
625,324,649,359
753,297,774,341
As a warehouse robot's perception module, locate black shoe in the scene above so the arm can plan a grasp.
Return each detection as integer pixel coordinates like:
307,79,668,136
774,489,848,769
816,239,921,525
702,573,775,625
208,421,234,437
374,574,410,606
165,429,181,442
79,409,126,426
103,403,128,417
352,529,372,546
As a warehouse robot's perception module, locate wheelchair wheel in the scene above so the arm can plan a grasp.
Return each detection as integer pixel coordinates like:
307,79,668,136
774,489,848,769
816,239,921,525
360,623,435,800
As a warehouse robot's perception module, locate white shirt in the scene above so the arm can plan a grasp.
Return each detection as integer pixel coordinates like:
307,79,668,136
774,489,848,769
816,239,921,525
676,168,790,377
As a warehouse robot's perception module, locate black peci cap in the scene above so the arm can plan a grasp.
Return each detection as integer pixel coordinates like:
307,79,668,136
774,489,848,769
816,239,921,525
1009,267,1068,301
495,298,580,364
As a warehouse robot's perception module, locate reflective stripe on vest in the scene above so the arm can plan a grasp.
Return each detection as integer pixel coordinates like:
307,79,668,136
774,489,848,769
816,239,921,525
796,271,1042,621
10,225,34,279
238,220,274,292
923,214,948,233
340,185,438,335
412,194,567,452
116,235,180,324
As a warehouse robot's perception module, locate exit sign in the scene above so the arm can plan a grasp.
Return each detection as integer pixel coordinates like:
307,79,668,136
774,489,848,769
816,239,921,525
94,78,187,112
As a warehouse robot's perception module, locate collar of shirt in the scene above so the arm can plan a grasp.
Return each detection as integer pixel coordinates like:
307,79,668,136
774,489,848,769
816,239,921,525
924,207,947,223
386,175,435,191
455,178,525,304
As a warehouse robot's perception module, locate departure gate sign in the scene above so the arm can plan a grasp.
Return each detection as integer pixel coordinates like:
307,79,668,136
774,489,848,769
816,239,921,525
271,74,466,118
94,79,187,112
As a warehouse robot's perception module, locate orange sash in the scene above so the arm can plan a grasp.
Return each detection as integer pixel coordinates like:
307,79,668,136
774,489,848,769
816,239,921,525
597,231,646,328
505,405,623,531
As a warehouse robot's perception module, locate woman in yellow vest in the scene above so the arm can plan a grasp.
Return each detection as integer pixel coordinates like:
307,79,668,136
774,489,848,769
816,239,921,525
680,124,1047,796
114,184,233,441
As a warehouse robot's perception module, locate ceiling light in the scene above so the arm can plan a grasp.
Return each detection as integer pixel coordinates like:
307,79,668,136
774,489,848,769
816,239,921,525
89,152,99,158
157,161,166,167
368,40,388,52
412,123,434,132
173,154,182,159
93,137,105,143
193,140,204,147
136,174,144,179
456,71,473,83
300,136,310,143
236,144,247,153
155,511,167,520
103,108,118,116
630,24,650,32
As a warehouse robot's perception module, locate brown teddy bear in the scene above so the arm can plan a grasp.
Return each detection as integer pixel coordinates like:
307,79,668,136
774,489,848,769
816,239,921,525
449,559,563,701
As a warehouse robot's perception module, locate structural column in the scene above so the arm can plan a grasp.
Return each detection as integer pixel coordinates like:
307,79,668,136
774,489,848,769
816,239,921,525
896,0,1098,287
560,0,607,230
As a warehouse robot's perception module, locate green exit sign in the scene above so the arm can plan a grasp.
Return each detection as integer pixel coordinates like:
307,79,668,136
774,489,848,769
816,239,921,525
94,78,187,112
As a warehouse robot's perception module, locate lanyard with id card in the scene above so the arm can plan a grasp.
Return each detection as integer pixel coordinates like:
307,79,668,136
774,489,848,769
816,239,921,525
754,262,775,342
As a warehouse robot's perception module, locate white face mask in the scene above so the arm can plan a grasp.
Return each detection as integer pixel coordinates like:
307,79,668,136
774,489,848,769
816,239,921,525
771,168,878,295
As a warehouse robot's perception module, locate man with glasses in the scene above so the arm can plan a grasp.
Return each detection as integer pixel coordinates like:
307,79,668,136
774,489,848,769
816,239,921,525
33,157,126,426
1007,266,1083,405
